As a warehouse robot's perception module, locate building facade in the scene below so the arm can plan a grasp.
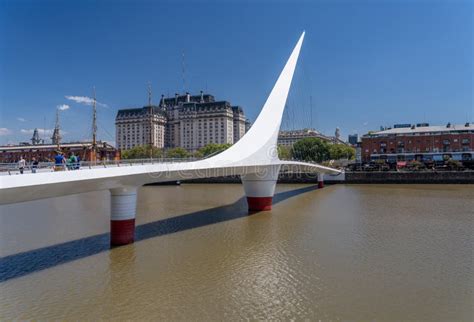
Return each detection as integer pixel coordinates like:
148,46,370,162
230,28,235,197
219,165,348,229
232,106,246,144
115,106,167,151
278,128,346,147
361,123,474,162
348,134,358,145
115,92,247,151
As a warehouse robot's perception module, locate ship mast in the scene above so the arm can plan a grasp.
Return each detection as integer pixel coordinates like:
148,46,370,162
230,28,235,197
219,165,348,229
92,87,97,161
53,108,61,149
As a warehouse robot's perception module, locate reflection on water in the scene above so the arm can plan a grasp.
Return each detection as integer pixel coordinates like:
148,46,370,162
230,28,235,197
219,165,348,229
0,184,473,320
0,185,316,282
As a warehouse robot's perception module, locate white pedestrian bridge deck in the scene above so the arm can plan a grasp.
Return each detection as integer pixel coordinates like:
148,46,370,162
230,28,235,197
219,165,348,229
0,158,339,205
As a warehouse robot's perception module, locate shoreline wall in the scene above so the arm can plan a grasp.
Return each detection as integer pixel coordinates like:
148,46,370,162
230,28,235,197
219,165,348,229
181,172,345,184
175,171,474,184
345,171,474,184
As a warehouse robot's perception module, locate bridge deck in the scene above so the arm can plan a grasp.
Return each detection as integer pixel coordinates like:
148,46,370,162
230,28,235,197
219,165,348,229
0,160,339,205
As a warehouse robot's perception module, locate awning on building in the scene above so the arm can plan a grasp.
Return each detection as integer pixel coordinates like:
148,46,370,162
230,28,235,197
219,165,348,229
396,161,407,167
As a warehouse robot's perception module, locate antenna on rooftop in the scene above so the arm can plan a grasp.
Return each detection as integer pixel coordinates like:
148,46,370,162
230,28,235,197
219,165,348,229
147,82,152,107
147,82,153,160
181,51,186,93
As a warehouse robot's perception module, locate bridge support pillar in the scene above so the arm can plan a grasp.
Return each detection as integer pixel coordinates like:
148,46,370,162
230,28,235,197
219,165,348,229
110,187,138,246
241,165,281,212
318,173,324,188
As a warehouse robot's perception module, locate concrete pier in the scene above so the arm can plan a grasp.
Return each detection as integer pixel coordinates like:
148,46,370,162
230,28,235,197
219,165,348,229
241,165,281,211
110,187,137,246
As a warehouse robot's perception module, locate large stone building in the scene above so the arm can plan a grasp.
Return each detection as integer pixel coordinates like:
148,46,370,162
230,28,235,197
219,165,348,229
277,128,346,147
361,122,474,162
115,92,247,151
115,106,166,151
232,106,246,144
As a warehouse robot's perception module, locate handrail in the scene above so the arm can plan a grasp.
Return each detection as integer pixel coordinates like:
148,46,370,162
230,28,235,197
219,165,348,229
0,157,202,175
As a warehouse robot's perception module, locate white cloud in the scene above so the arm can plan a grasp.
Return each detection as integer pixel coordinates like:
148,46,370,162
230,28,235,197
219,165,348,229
65,95,107,107
363,122,369,126
0,128,12,136
57,104,70,111
17,117,26,122
21,128,54,135
65,95,93,105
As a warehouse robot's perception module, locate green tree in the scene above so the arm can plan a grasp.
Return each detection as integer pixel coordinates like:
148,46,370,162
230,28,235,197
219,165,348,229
277,145,292,160
346,145,356,160
197,143,232,157
121,145,162,159
329,144,355,160
407,160,425,171
292,138,330,162
446,159,462,170
193,150,204,158
166,147,189,159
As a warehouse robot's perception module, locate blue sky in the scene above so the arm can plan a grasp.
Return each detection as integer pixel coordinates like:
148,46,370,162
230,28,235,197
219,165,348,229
0,0,472,145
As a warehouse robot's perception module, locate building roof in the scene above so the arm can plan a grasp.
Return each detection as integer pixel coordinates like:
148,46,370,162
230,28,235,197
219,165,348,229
116,93,245,118
278,128,348,145
116,106,167,118
278,129,322,138
365,123,473,137
232,106,243,113
161,93,215,106
181,100,232,111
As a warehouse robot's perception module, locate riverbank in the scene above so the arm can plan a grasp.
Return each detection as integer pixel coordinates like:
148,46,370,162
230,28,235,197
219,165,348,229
345,170,474,184
173,171,474,184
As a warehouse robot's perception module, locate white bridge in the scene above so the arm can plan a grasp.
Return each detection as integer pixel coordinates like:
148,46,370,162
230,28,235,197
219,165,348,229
0,32,340,245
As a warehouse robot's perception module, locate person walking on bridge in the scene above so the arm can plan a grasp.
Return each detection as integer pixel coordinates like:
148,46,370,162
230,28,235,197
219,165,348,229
68,152,78,170
75,154,81,170
31,157,39,173
18,156,26,174
54,151,66,171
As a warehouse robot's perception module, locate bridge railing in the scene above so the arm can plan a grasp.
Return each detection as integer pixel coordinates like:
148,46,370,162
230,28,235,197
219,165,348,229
0,157,202,176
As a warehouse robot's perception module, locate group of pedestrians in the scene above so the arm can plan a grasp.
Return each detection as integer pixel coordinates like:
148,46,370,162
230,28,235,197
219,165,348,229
16,151,80,174
17,156,39,174
54,151,80,171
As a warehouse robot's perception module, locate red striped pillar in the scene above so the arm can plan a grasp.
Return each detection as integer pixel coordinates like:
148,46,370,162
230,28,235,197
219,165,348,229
110,187,138,246
241,165,280,212
318,173,324,188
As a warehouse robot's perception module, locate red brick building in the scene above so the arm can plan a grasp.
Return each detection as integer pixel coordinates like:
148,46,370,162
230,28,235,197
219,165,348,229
361,123,474,162
0,141,119,163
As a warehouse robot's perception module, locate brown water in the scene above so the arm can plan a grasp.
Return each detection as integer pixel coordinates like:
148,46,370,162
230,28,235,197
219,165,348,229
0,184,473,320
